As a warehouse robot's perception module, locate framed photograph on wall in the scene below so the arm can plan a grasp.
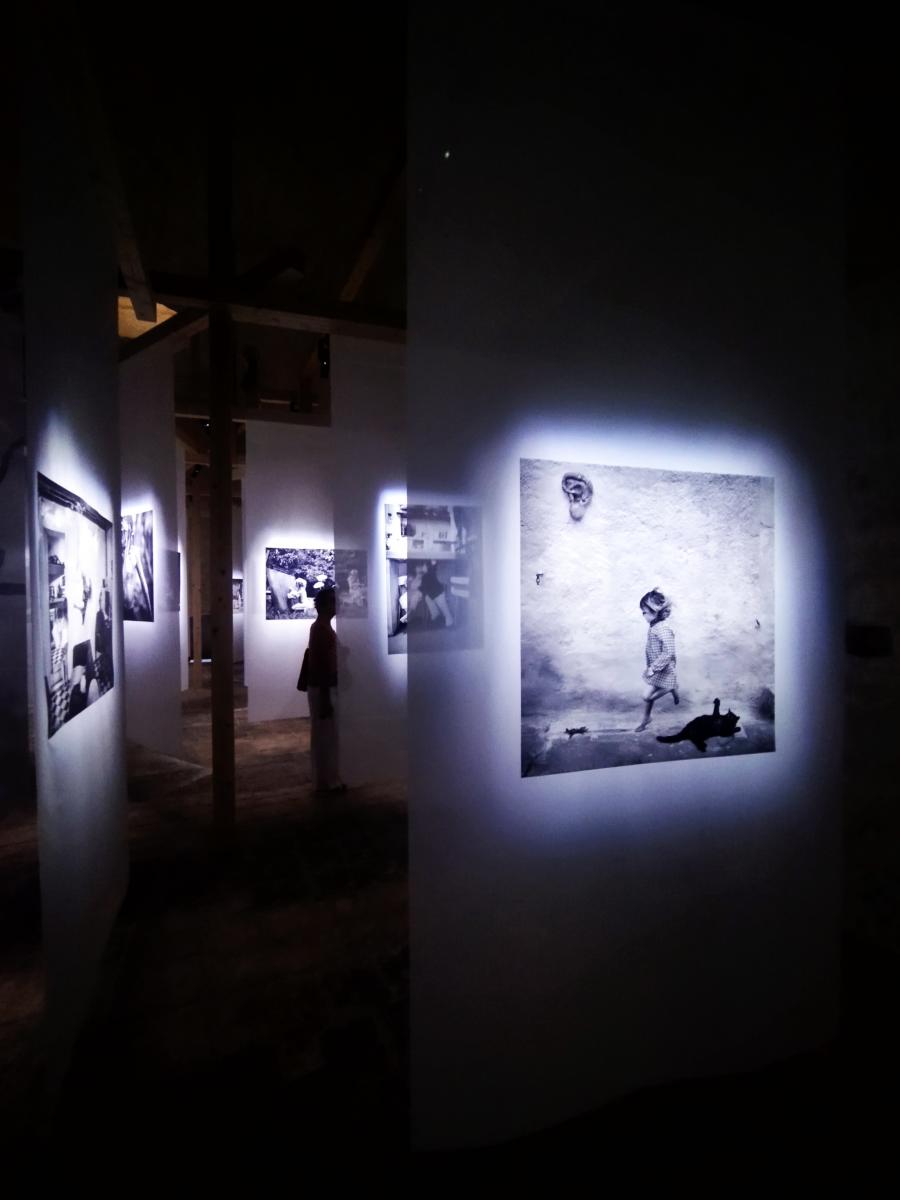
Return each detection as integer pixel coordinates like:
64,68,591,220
384,503,482,655
38,474,116,737
265,547,334,619
334,549,368,618
521,459,775,776
161,549,180,612
121,509,154,621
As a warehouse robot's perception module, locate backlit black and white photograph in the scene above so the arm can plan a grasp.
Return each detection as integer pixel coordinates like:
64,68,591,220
232,578,243,612
265,547,334,619
334,549,368,618
162,550,181,612
38,474,115,738
384,503,482,655
121,509,154,622
521,458,775,776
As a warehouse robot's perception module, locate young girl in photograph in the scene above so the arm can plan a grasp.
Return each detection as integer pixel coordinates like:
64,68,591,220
634,588,679,732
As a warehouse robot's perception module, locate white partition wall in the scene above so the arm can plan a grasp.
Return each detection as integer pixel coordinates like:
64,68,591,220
232,498,244,668
0,315,29,810
119,346,182,756
176,443,189,692
409,8,844,1147
244,421,335,722
23,31,128,1082
331,337,407,784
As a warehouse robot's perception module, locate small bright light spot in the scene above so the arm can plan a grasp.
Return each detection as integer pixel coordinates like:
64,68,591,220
443,150,451,159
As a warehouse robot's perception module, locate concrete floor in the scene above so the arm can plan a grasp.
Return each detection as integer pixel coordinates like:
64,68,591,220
0,792,42,1144
3,673,898,1166
2,669,409,1155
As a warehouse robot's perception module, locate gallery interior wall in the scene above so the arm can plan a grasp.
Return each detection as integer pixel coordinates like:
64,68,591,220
176,442,189,691
23,31,129,1084
0,313,30,811
408,6,845,1147
119,345,182,756
233,496,244,667
331,335,407,784
244,420,335,723
844,278,900,949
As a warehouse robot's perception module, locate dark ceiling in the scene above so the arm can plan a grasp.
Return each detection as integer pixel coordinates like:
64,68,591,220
3,9,407,319
3,6,899,323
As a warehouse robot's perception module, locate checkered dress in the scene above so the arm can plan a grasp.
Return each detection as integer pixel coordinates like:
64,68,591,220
644,620,677,690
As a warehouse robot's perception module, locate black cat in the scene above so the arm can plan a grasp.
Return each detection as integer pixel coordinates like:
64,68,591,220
656,698,741,753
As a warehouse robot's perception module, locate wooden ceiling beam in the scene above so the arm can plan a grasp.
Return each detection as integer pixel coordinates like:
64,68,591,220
340,162,406,304
175,420,211,459
297,157,406,393
143,272,405,342
228,302,405,343
175,394,329,427
119,308,210,362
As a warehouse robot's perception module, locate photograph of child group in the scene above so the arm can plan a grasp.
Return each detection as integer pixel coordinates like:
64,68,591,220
265,547,335,619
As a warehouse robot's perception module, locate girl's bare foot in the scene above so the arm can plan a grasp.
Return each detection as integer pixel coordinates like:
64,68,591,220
634,720,651,732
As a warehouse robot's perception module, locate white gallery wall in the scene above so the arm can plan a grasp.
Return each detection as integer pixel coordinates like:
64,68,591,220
119,345,182,756
331,336,407,784
244,421,335,722
23,31,129,1083
176,442,189,691
409,7,844,1147
0,314,30,811
233,497,244,667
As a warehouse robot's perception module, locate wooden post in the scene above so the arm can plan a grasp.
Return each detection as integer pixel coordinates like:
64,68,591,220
208,99,236,835
187,480,204,690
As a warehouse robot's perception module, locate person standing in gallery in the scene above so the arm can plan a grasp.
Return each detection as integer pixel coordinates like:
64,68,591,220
305,587,345,795
420,560,454,627
634,588,679,732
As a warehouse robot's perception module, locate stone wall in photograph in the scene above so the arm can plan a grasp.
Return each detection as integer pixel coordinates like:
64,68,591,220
521,458,774,714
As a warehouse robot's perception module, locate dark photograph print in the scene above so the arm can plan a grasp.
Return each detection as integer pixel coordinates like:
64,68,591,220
121,509,154,622
162,550,181,612
334,549,368,618
520,458,775,777
232,578,243,612
265,547,334,619
39,474,115,738
384,503,482,655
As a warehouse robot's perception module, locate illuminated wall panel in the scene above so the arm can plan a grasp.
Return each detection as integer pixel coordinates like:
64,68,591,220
119,345,182,757
244,421,334,723
409,7,844,1148
331,337,407,785
0,315,30,810
23,29,128,1077
176,442,189,691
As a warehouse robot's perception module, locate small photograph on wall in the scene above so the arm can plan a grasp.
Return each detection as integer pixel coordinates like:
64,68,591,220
265,547,334,619
521,459,775,776
38,474,115,738
121,509,154,622
384,503,482,655
232,578,244,612
334,549,368,618
161,550,181,612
